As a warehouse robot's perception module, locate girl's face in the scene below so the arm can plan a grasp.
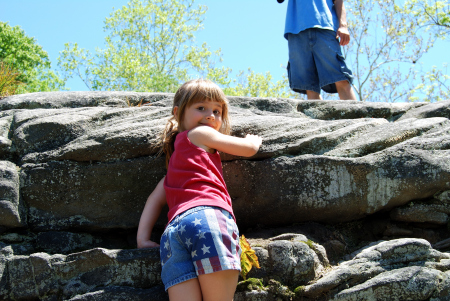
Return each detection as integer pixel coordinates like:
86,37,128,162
175,99,223,132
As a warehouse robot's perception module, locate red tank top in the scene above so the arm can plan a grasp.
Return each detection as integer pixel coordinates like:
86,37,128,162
164,130,235,224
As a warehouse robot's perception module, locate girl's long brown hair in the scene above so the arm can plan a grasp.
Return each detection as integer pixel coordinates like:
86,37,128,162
160,79,231,167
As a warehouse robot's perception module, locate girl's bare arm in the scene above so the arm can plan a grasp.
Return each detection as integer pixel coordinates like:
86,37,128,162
136,177,167,248
189,126,262,157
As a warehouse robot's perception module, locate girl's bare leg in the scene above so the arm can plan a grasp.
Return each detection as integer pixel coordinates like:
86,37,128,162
198,270,240,301
168,278,202,301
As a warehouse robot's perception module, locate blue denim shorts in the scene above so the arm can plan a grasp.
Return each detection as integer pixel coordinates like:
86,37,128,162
287,28,354,94
160,206,241,291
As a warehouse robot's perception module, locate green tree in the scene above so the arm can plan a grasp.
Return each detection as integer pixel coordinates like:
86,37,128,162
318,0,449,102
338,0,436,102
58,0,231,92
223,68,295,99
402,0,450,101
0,22,65,94
0,61,24,98
405,0,449,37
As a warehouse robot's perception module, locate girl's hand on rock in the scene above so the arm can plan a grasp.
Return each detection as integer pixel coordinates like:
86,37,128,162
245,134,263,150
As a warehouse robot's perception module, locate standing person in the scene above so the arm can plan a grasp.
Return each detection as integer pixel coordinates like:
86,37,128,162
137,79,262,301
279,0,357,100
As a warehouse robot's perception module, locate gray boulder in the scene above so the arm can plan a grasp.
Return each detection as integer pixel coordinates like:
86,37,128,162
0,112,13,158
1,91,450,300
267,239,321,286
12,106,169,163
0,91,173,110
20,157,166,231
299,238,450,300
332,266,442,301
397,99,450,120
295,99,424,121
1,93,448,230
0,161,23,228
235,237,450,301
68,286,168,301
225,147,450,228
1,247,161,300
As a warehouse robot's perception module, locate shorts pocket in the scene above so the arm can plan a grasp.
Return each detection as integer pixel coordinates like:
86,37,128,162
336,53,354,83
287,61,305,94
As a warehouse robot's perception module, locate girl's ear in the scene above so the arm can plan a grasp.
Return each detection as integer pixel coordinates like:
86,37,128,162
173,106,179,121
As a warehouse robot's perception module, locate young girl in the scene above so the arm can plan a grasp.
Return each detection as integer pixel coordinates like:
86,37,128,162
137,79,262,301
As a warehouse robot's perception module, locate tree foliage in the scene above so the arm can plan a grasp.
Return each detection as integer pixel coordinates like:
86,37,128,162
318,0,449,102
0,61,24,98
0,22,65,94
402,0,450,101
405,0,450,37
340,0,435,102
58,0,230,92
223,69,295,98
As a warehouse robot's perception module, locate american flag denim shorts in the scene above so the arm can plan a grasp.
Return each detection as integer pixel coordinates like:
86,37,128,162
160,206,241,291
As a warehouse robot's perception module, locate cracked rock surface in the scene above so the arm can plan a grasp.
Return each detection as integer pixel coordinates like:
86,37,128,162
1,92,449,300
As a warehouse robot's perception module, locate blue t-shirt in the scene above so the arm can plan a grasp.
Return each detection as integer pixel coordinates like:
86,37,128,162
284,0,339,39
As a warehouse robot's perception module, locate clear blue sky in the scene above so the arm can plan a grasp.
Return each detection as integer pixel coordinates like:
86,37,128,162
1,0,448,94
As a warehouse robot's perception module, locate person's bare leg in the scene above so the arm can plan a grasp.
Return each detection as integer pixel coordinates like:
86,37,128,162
168,278,202,301
306,90,322,100
198,270,239,301
335,80,357,100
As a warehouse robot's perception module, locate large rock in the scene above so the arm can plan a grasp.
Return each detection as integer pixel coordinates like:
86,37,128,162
244,234,328,287
0,91,173,110
12,106,169,163
67,286,168,301
1,93,448,230
298,238,450,300
226,148,450,228
332,266,442,301
0,161,23,228
21,157,166,231
294,99,425,121
1,92,450,300
235,238,450,301
0,112,13,158
397,99,450,120
1,247,162,301
390,190,450,225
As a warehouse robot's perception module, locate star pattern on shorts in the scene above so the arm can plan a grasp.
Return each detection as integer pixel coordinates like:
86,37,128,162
192,218,202,226
192,250,197,258
196,230,206,239
185,238,192,248
201,244,211,255
164,240,170,250
178,224,186,234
